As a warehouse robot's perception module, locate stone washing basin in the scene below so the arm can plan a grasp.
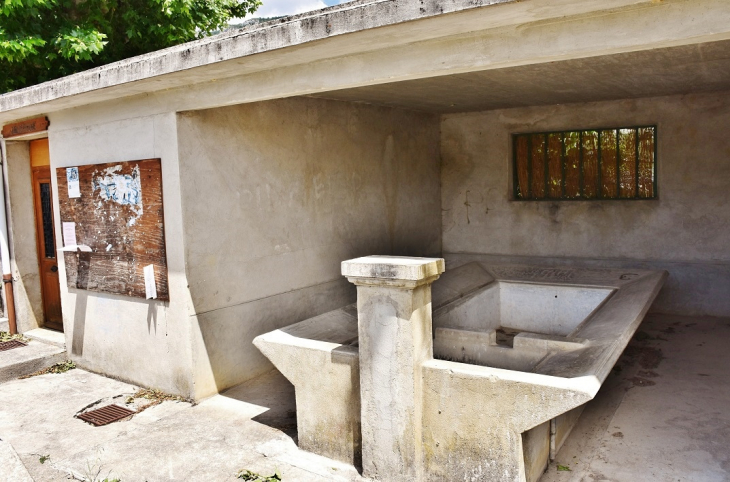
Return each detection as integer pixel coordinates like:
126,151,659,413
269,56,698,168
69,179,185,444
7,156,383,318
254,262,667,480
432,263,614,373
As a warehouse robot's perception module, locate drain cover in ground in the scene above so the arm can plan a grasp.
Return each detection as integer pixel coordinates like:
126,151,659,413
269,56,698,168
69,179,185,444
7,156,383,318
0,340,27,352
78,404,136,426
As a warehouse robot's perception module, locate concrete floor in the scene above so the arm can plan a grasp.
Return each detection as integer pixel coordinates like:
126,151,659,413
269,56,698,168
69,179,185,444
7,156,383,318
0,313,728,481
0,368,362,481
0,339,65,384
543,314,730,481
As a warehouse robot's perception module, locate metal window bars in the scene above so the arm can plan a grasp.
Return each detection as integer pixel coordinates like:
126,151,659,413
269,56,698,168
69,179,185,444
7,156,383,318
513,126,657,200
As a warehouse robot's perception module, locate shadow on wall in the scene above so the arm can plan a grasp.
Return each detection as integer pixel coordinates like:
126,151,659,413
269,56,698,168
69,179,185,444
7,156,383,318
195,277,356,395
177,96,442,398
147,302,158,334
69,289,162,359
70,291,88,356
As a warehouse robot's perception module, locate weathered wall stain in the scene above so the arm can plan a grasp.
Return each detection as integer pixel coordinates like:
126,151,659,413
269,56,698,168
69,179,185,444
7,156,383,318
175,96,441,391
441,93,730,264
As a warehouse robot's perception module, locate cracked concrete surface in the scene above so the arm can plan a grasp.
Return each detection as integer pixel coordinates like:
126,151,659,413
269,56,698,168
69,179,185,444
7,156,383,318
0,436,33,482
542,314,730,481
0,369,363,481
0,340,66,384
0,313,727,481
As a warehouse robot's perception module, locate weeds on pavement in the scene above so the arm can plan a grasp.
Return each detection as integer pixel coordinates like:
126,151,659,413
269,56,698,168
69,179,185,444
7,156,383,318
0,331,30,343
237,469,282,481
20,360,76,379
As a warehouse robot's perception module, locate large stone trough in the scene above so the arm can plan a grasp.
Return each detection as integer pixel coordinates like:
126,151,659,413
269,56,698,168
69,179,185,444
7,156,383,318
254,257,667,481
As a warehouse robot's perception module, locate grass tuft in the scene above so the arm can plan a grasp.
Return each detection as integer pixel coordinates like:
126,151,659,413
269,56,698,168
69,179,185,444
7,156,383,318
125,388,193,413
20,360,76,379
237,469,282,481
0,331,30,343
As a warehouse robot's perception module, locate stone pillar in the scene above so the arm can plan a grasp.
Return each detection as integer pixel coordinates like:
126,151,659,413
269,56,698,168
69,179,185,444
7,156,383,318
342,256,445,481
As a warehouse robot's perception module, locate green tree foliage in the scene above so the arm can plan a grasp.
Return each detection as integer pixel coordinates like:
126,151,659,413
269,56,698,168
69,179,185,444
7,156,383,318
0,0,261,93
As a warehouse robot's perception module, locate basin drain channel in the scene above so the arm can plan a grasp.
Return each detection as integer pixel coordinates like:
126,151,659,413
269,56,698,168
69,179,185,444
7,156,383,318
0,340,27,352
77,404,136,426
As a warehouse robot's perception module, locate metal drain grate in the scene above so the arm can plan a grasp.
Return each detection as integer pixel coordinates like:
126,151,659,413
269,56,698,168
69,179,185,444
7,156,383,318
77,404,136,426
0,340,27,352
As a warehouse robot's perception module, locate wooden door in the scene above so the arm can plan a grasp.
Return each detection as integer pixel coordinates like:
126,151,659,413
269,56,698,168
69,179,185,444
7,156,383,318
30,139,63,331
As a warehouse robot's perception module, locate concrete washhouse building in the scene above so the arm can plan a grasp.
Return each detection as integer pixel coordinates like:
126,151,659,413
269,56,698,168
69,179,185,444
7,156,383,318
1,0,729,480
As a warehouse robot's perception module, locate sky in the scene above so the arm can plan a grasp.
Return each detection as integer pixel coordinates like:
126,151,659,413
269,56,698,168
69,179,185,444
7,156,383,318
251,0,345,18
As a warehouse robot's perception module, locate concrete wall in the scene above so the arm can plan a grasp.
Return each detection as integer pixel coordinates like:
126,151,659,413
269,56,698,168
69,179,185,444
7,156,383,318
441,91,730,317
177,97,441,395
47,109,196,397
4,141,43,331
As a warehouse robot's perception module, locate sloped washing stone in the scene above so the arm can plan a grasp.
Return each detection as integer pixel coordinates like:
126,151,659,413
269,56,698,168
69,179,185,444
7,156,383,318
255,261,666,481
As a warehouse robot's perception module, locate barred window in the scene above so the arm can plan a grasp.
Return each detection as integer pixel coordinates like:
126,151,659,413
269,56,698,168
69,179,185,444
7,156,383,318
513,126,656,200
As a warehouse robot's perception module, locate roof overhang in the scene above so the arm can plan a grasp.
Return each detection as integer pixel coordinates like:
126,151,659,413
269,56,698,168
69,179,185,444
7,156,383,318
1,0,729,124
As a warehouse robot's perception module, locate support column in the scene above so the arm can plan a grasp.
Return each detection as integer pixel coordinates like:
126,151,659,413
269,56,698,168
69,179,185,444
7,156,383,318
342,256,444,481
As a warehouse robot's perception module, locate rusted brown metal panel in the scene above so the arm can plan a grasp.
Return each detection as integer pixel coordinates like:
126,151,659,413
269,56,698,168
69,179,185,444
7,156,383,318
56,159,169,301
77,404,136,426
0,340,27,352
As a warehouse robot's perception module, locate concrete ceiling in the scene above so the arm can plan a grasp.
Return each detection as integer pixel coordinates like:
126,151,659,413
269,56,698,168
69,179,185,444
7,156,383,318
309,40,730,113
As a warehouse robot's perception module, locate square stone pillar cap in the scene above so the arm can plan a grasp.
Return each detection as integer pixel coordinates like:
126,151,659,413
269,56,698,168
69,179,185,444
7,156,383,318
342,256,445,287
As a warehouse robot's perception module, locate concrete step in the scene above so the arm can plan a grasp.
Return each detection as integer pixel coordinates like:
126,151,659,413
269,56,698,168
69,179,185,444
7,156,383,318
0,438,33,482
0,317,8,332
23,328,66,348
0,340,66,384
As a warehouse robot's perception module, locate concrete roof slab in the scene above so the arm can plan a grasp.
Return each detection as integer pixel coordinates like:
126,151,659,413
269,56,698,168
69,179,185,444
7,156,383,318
0,0,516,117
1,0,729,123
